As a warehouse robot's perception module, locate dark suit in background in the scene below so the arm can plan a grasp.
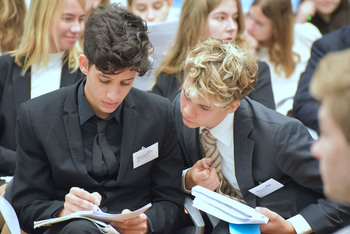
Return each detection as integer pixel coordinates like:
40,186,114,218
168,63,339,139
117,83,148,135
293,26,350,133
174,95,350,233
5,79,185,233
0,54,83,176
152,61,276,110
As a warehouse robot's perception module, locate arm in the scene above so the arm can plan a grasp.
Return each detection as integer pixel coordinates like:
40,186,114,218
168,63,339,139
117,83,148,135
5,103,65,233
293,39,327,133
142,99,185,233
248,61,276,110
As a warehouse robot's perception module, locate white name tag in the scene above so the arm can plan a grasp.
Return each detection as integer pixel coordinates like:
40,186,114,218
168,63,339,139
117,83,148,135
249,178,284,198
133,142,158,169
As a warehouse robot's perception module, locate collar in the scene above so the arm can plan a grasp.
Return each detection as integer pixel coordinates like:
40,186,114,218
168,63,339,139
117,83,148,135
200,113,234,146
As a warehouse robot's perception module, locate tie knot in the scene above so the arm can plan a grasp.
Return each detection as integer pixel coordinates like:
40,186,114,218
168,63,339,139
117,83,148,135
201,128,216,146
96,119,109,133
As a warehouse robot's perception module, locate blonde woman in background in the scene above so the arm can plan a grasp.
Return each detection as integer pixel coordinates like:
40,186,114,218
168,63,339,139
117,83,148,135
245,0,321,115
0,0,86,186
0,0,26,55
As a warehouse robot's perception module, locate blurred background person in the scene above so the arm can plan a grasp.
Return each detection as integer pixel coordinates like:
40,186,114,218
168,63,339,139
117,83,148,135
245,0,321,116
295,0,350,35
310,49,350,234
152,0,275,110
0,0,85,190
127,0,173,22
0,0,26,55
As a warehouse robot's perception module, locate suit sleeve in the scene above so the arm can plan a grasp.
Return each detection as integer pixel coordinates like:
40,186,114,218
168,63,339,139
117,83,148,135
0,55,17,176
292,39,326,134
274,119,350,233
248,61,276,110
5,103,64,233
144,99,185,233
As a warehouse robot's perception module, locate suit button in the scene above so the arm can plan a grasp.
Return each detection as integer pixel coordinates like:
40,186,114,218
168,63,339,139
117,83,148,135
101,207,108,212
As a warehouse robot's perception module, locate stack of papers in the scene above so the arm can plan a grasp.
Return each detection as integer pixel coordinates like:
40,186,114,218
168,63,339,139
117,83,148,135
192,186,269,224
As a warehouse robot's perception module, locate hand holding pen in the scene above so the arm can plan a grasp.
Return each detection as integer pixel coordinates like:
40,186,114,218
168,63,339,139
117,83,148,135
184,158,221,191
58,187,102,217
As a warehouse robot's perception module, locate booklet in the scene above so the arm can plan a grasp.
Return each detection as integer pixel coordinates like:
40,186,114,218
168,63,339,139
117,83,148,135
191,186,268,224
34,203,152,230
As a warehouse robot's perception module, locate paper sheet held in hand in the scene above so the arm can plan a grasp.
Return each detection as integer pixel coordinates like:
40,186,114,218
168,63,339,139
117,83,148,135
34,203,152,229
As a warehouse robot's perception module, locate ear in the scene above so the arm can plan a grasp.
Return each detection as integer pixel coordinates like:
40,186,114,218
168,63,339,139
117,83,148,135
79,54,89,75
227,101,240,114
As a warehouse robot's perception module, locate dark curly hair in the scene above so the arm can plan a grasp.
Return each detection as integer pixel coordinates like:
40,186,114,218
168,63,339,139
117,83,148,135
84,4,153,76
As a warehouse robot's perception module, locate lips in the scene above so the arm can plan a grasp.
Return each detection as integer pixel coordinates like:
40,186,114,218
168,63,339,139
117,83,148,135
103,101,119,109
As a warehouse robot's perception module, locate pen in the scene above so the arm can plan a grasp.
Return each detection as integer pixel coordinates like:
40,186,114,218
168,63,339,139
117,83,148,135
203,161,209,169
93,204,103,212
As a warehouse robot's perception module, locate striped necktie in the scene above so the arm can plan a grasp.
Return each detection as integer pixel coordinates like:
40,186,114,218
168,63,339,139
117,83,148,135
201,128,246,203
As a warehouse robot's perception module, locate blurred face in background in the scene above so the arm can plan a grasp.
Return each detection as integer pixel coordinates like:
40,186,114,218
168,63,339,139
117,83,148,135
128,0,173,22
311,101,350,204
245,4,273,46
314,0,341,20
207,0,239,43
50,0,85,53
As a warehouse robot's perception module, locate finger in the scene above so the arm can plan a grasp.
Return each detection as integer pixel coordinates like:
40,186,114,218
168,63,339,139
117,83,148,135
67,188,97,211
91,192,102,206
255,207,277,220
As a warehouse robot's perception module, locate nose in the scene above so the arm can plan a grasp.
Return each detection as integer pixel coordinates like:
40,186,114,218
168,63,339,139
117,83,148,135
227,18,237,31
245,17,254,34
71,19,84,34
310,140,320,160
147,9,155,22
182,101,196,119
106,87,120,101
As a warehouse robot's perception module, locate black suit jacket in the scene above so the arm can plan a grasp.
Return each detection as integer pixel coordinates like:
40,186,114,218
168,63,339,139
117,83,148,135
173,94,350,233
152,61,276,110
293,26,350,133
0,54,83,176
5,80,185,233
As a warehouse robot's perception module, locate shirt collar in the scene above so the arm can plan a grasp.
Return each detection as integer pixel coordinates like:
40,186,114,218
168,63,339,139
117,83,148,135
200,113,234,147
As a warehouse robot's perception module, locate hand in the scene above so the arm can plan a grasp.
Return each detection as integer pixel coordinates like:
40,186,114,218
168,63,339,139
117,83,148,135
185,158,221,191
295,0,316,23
58,187,102,217
110,210,149,234
256,207,296,234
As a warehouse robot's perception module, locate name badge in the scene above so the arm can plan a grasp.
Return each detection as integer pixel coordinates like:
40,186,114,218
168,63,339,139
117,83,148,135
133,142,158,169
249,178,284,198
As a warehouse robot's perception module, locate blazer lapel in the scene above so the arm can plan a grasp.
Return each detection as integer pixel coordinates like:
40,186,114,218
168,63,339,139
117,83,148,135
62,82,88,177
234,99,256,207
118,91,138,182
13,67,30,117
183,125,201,165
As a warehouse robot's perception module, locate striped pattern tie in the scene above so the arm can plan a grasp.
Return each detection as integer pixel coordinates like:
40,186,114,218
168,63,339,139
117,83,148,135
201,128,246,204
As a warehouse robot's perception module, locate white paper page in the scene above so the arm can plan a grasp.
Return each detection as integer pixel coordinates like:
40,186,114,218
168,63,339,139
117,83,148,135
34,203,152,228
0,195,21,234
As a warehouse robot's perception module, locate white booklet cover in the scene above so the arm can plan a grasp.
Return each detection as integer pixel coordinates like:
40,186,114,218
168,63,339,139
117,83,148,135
191,186,269,224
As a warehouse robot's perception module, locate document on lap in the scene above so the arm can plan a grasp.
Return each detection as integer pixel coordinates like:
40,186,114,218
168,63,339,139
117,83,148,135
191,186,268,224
33,203,152,229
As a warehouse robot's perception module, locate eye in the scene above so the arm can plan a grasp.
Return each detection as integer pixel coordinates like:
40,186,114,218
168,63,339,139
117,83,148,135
121,81,132,86
200,105,210,111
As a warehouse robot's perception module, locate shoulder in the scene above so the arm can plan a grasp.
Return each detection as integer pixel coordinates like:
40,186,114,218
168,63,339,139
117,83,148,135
240,98,304,128
294,23,322,47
